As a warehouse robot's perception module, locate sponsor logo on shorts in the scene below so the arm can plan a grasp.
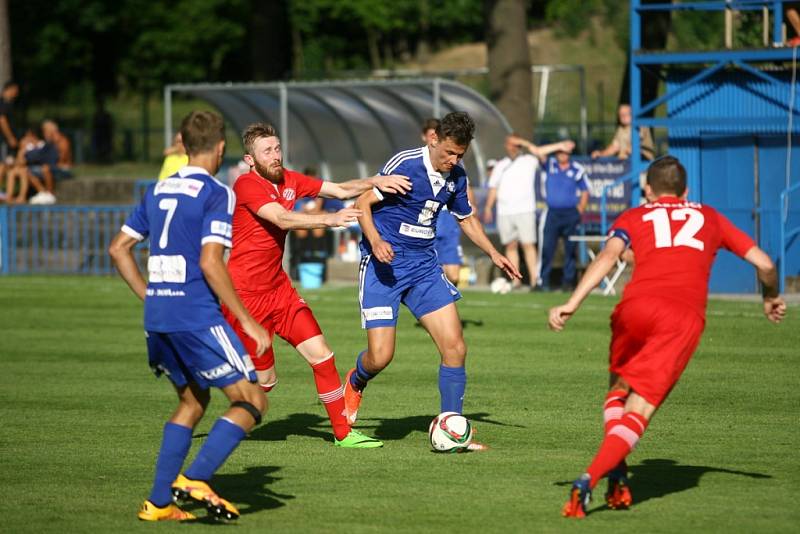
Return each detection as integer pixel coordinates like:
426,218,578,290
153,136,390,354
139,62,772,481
199,363,234,380
362,306,393,321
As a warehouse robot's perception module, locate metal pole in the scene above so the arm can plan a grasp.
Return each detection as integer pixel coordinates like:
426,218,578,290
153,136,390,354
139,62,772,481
630,0,643,204
773,0,784,46
163,85,172,150
537,67,550,122
433,78,441,119
280,82,289,167
579,66,588,154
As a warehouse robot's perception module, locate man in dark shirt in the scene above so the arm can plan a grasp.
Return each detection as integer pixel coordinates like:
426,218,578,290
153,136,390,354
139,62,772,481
0,81,20,160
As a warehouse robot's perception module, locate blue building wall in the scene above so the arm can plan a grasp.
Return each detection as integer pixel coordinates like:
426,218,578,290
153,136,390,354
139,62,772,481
666,69,800,292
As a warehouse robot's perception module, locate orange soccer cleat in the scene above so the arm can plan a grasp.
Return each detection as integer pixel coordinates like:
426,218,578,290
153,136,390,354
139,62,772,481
137,500,195,522
343,369,362,425
562,475,592,519
172,474,240,521
605,477,633,509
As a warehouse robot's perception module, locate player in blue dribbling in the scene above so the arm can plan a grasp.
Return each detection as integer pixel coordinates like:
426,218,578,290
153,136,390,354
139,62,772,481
109,111,270,522
422,118,469,285
343,112,520,450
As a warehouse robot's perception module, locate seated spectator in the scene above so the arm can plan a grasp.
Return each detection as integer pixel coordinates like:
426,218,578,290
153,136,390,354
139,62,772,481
591,104,655,161
5,128,58,204
28,120,72,200
158,132,189,180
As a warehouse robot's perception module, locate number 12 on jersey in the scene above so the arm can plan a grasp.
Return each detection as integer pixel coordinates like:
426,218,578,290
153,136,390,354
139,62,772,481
642,207,705,251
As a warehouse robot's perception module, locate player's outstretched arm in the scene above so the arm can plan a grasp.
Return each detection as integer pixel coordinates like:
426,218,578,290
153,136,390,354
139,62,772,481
108,231,147,301
513,135,574,160
318,174,411,200
458,214,521,280
743,246,787,324
257,202,361,231
355,190,394,263
548,237,626,331
199,242,270,356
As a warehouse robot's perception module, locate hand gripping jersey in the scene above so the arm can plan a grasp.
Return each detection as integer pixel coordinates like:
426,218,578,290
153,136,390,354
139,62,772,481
121,166,236,332
609,196,755,319
227,169,323,292
362,146,472,254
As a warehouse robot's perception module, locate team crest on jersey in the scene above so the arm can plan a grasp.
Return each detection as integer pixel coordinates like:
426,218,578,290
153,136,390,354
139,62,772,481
446,181,456,193
283,188,296,201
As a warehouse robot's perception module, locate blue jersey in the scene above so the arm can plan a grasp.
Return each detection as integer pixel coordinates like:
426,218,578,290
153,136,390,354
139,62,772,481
122,166,235,333
544,158,590,209
363,146,472,254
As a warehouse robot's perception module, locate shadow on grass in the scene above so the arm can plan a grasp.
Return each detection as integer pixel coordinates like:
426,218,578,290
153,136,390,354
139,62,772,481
555,458,771,515
414,318,485,329
182,465,294,524
248,412,332,443
364,411,523,441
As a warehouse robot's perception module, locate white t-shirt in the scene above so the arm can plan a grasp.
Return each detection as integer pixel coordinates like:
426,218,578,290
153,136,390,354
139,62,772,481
487,154,539,215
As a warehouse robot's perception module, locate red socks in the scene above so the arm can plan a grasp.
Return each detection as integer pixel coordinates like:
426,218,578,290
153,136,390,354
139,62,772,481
603,389,628,434
586,412,649,489
311,353,351,441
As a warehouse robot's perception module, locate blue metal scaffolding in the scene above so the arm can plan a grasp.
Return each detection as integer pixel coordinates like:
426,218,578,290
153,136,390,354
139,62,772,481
603,0,800,292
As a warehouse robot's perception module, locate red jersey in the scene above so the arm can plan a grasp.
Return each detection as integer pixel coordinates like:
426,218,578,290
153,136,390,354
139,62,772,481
228,169,323,292
610,196,755,319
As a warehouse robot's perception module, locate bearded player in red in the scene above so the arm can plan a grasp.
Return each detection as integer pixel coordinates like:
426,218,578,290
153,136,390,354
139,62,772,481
224,122,411,448
549,156,787,518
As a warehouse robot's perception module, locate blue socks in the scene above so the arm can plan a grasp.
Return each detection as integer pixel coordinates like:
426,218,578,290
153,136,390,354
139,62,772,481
349,350,376,391
184,418,246,482
149,422,192,507
439,365,466,413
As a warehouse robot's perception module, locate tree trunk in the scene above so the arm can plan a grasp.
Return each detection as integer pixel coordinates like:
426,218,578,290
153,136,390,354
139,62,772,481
0,0,10,83
250,0,291,81
485,0,532,139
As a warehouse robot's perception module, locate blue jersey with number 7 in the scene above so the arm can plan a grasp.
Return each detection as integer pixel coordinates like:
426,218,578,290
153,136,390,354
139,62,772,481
121,166,235,332
362,146,472,255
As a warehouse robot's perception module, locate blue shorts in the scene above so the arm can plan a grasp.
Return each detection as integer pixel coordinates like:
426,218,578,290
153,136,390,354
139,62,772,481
358,249,461,329
435,210,463,265
146,323,257,389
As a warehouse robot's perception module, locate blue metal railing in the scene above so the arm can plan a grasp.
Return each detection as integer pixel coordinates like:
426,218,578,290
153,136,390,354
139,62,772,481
0,205,145,275
779,182,800,293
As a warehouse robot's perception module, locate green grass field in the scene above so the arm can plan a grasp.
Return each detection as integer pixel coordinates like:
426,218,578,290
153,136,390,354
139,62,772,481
1,277,797,533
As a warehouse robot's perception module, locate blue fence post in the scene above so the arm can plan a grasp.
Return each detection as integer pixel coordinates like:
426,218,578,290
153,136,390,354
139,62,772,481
0,205,8,275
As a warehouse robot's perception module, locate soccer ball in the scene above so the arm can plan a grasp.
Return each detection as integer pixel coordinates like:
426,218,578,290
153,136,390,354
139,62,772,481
490,277,512,294
429,412,473,452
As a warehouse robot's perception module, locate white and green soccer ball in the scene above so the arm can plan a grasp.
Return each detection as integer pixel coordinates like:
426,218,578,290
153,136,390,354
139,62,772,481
490,277,512,294
429,412,473,452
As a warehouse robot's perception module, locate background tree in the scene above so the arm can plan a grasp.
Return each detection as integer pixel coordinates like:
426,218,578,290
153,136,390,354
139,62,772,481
485,0,533,139
0,0,11,83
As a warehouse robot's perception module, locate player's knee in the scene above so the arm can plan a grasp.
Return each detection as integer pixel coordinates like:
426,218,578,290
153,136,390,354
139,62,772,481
366,347,394,370
177,398,207,423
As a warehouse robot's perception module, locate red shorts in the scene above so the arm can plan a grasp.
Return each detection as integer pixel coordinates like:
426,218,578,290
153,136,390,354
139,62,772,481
609,297,705,407
223,281,322,371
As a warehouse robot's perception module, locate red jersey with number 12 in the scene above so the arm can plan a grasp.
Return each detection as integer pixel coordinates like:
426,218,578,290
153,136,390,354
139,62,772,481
228,169,323,292
609,196,755,319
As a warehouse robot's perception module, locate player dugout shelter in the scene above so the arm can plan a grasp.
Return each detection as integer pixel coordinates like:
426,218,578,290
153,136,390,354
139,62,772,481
164,79,512,186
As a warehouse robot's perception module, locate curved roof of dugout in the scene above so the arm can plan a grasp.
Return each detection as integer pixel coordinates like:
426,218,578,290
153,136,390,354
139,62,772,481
165,79,512,185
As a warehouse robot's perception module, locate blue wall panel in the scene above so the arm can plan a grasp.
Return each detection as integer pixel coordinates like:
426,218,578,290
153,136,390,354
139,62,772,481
667,68,800,292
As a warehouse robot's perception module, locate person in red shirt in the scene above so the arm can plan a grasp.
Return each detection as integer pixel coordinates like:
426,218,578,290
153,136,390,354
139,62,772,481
549,156,786,518
224,122,411,449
